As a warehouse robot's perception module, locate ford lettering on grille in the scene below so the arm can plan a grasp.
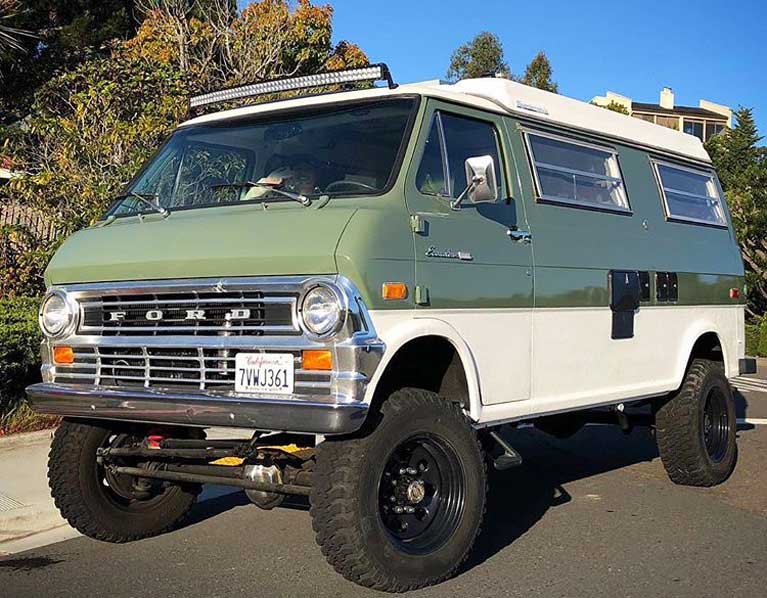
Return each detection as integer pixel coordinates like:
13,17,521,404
108,308,252,322
78,288,300,337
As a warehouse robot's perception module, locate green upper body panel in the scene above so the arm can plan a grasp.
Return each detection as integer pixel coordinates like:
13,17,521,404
45,201,356,285
45,91,745,312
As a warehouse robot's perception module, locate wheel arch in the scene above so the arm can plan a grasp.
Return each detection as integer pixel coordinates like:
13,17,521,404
363,317,482,421
676,324,730,384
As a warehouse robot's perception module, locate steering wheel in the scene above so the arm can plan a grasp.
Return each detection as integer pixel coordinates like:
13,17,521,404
324,180,379,193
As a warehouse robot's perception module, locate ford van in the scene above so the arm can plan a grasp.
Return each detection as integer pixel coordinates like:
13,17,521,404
27,65,757,592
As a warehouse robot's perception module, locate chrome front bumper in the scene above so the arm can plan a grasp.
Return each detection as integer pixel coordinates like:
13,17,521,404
26,383,369,434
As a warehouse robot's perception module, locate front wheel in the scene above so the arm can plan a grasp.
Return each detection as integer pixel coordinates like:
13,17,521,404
48,419,201,542
310,388,486,593
655,359,737,487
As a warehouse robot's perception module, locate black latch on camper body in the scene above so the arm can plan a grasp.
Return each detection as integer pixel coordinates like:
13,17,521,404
609,270,641,340
639,271,651,302
656,271,679,302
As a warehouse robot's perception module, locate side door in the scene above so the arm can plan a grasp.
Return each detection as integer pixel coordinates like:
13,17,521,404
508,124,657,413
405,101,534,404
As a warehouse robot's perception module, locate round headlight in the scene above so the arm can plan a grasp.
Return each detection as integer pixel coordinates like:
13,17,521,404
301,285,343,336
40,291,75,338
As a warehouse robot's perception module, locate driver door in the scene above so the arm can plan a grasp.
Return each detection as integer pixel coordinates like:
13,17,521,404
405,102,534,405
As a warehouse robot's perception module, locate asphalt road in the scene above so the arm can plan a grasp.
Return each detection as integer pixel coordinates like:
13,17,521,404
1,385,766,598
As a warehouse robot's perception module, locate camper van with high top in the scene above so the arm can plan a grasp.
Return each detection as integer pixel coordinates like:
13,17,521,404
28,65,756,592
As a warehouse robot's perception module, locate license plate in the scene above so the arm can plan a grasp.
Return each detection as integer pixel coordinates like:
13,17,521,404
235,353,294,395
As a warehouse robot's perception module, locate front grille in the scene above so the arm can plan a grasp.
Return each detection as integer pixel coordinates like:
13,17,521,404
77,290,299,337
53,346,331,395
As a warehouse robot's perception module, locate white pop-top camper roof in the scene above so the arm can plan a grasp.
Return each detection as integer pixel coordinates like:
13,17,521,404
182,77,710,164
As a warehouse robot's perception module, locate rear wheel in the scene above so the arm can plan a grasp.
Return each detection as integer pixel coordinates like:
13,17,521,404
310,388,486,592
48,419,201,542
655,359,737,487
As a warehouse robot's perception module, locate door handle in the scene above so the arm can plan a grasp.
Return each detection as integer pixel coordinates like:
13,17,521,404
506,229,532,244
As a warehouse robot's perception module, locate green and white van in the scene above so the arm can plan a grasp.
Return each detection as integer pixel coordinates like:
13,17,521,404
28,66,757,592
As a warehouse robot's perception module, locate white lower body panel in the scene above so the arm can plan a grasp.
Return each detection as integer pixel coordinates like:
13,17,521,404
367,304,744,426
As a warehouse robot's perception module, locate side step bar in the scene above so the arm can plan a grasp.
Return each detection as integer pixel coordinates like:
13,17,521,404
488,430,523,470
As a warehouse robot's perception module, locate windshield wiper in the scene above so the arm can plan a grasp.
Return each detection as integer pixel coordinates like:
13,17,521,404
113,192,170,219
211,181,311,207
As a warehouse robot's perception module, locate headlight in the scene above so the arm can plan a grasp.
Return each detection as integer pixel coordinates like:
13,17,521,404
300,284,344,337
39,291,76,338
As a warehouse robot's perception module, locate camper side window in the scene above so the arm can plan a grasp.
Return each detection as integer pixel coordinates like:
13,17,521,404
652,161,727,227
525,131,630,213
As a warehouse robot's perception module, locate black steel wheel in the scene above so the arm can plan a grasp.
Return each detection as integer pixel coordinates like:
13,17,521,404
48,420,201,542
702,387,730,463
656,359,737,487
310,388,487,593
378,434,465,555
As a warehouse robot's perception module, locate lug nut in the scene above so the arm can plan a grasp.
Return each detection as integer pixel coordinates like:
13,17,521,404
393,506,404,514
404,506,415,513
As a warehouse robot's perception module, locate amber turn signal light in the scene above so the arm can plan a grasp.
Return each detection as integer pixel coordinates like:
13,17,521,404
302,349,332,371
53,346,74,365
382,282,408,301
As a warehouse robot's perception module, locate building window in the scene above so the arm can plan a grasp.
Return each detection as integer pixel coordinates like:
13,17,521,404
652,160,726,226
633,113,655,123
705,121,726,141
656,116,679,130
525,131,630,213
682,119,704,140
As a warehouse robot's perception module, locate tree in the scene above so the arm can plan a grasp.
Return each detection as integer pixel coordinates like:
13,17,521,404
446,35,558,94
593,100,630,115
0,0,140,124
128,0,368,91
446,32,510,81
0,0,369,297
520,51,558,93
706,107,767,317
0,0,34,53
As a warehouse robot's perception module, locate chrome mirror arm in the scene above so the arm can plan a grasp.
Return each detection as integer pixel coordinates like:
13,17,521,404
450,175,483,211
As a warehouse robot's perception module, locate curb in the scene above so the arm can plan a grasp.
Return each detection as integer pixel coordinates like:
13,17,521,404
0,428,56,452
0,503,67,545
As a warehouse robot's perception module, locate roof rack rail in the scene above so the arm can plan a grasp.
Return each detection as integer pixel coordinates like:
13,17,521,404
189,63,397,110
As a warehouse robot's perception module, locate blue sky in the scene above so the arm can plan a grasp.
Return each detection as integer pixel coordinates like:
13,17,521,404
240,0,767,138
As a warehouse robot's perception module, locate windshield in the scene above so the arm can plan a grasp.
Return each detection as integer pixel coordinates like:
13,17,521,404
108,97,417,217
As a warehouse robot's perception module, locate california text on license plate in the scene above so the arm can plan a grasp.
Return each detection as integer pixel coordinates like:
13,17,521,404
234,353,294,395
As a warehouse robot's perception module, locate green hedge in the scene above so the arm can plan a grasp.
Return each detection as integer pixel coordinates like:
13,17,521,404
746,323,761,357
0,297,42,419
759,319,767,359
746,318,767,358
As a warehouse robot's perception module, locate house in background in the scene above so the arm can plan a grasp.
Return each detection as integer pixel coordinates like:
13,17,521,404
591,87,731,142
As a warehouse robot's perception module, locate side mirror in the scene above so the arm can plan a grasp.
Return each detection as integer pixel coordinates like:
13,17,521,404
451,155,499,210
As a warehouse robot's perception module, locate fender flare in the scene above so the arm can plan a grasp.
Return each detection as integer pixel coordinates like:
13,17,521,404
363,316,483,421
675,322,729,383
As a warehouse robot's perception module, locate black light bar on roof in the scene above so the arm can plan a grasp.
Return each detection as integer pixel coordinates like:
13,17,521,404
189,64,396,109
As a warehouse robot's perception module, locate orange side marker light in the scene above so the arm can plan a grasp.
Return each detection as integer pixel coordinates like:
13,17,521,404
382,282,408,301
302,349,333,371
53,346,74,365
